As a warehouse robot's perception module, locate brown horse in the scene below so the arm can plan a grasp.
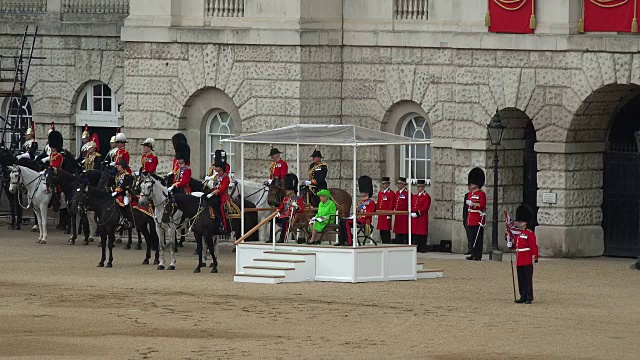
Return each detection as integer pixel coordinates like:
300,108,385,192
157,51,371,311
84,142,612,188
267,178,285,207
300,186,352,218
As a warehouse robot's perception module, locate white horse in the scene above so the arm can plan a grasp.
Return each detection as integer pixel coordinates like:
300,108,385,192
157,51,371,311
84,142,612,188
227,177,270,240
137,173,182,270
8,165,52,244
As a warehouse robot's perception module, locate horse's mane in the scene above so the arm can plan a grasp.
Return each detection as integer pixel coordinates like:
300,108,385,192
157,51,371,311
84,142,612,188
87,186,113,201
148,173,166,186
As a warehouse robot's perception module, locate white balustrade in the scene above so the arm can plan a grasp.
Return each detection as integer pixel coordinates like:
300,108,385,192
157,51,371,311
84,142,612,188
206,0,245,17
0,0,47,14
394,0,428,20
62,0,129,14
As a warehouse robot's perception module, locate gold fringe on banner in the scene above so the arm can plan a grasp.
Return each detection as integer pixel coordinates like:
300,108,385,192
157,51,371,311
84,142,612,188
578,0,585,33
530,0,536,29
633,0,639,32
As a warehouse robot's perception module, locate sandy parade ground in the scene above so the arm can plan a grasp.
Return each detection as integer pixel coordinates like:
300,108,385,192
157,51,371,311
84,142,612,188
0,219,639,360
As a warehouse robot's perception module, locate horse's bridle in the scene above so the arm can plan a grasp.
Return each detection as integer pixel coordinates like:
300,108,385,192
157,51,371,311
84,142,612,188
230,180,268,204
10,167,44,209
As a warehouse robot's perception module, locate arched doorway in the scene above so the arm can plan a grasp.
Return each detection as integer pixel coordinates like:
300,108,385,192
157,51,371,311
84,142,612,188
523,121,538,229
603,92,640,257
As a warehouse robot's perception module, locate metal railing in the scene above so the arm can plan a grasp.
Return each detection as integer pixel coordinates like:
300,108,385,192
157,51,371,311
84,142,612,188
394,0,428,20
0,0,46,14
62,0,129,14
206,0,245,17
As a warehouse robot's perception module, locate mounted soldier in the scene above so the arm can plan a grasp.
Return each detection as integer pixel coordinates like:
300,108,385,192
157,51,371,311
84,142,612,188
111,130,131,175
139,138,158,175
104,135,117,165
76,124,91,164
36,122,56,165
170,133,188,178
16,122,38,163
81,140,102,171
44,127,64,211
167,142,191,195
111,159,134,230
206,149,231,235
302,148,328,205
267,146,288,185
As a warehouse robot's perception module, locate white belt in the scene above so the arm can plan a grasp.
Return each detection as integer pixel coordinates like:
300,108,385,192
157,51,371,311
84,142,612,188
516,248,531,252
468,209,485,214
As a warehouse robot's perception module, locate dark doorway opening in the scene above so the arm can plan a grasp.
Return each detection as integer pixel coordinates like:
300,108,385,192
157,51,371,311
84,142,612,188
81,126,118,160
523,121,538,230
603,94,640,258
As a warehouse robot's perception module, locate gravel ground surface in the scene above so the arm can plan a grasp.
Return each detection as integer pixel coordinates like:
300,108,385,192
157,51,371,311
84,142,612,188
0,221,639,360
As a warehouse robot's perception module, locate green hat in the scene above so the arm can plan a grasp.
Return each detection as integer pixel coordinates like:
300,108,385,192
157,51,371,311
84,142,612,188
317,189,332,198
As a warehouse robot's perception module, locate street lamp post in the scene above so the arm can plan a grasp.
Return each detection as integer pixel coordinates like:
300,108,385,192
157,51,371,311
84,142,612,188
487,110,506,261
635,131,640,271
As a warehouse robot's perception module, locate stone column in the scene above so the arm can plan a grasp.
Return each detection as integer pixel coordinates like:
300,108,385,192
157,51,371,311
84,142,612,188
535,142,605,257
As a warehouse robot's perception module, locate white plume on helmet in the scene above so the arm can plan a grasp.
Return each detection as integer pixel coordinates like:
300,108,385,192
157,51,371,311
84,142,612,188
141,138,155,148
115,133,127,143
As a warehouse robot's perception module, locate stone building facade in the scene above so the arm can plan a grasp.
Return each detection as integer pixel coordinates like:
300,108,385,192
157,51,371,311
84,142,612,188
2,0,640,258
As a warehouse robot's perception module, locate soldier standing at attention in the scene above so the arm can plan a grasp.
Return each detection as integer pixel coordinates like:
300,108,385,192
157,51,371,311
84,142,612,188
376,177,396,244
508,204,539,304
393,177,409,244
410,180,431,253
302,148,328,204
466,167,486,261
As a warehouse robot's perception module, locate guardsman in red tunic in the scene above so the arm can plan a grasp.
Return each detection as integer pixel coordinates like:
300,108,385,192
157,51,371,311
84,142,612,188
337,176,376,246
274,173,304,243
508,204,539,304
45,128,64,211
466,167,487,261
139,138,158,175
206,150,231,234
393,177,409,244
376,176,396,244
168,142,191,195
170,133,189,178
410,180,432,253
267,146,288,185
111,132,132,174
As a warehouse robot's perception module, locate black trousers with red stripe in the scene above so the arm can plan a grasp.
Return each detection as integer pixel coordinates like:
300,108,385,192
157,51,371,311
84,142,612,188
338,218,356,245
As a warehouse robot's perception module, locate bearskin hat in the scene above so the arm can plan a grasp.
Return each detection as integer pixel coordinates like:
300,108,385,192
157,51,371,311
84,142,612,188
172,133,187,148
284,173,298,192
175,142,190,164
516,204,533,223
48,130,63,150
468,167,485,189
358,175,373,196
214,149,226,168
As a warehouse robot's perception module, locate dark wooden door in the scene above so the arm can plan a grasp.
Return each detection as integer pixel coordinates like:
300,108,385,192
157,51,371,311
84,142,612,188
523,122,538,229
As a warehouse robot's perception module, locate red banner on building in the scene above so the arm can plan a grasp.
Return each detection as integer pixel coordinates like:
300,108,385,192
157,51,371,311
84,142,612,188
487,0,536,34
582,0,639,33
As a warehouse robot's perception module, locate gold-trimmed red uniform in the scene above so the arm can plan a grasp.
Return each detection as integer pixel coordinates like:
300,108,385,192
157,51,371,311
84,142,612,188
140,152,158,174
393,188,409,235
466,189,486,226
49,151,63,169
376,187,396,231
269,159,288,181
172,165,192,195
114,147,132,174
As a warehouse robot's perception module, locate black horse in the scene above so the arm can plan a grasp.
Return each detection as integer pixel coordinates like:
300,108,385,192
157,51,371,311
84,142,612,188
72,184,122,268
46,167,92,245
166,174,207,249
0,145,23,230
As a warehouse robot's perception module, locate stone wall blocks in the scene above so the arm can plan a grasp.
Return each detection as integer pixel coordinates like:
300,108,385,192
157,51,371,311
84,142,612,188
452,49,473,66
472,50,497,67
532,105,552,131
567,170,602,189
456,67,489,85
537,125,568,143
238,97,257,121
428,102,443,124
422,48,454,65
545,87,563,106
137,94,166,112
582,53,604,90
434,165,454,184
537,170,566,188
562,88,583,114
344,64,385,81
552,105,573,129
569,69,593,101
572,208,602,226
614,53,632,84
536,69,570,87
273,80,303,98
384,65,416,103
81,37,107,50
453,121,488,140
495,50,529,68
488,68,506,109
149,112,177,130
234,45,271,62
150,43,188,60
537,208,573,226
553,52,583,70
630,54,640,85
432,119,453,138
516,69,536,111
433,147,455,165
309,46,332,63
525,86,546,119
320,64,341,80
392,47,422,64
436,84,453,103
271,46,301,62
572,129,607,142
215,46,235,89
454,85,480,104
529,51,555,68
49,49,76,66
502,68,521,108
137,59,179,78
597,53,617,85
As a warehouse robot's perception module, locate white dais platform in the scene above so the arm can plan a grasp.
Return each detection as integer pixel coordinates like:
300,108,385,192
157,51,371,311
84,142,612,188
234,243,444,284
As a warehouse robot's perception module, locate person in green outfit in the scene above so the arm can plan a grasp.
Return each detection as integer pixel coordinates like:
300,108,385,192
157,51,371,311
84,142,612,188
308,189,336,244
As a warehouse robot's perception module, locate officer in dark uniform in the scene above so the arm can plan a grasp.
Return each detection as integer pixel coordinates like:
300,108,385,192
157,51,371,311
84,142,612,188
302,148,328,205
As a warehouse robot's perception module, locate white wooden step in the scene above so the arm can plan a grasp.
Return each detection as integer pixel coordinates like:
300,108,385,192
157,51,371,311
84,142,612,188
234,273,285,284
416,261,424,271
262,251,316,261
243,265,295,276
417,269,444,279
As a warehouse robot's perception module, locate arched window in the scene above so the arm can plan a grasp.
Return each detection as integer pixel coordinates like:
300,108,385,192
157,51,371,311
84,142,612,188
2,96,32,146
76,82,119,117
205,111,235,171
401,114,432,184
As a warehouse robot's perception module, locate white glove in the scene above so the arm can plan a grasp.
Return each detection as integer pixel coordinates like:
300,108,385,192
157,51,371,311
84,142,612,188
124,196,130,206
204,175,214,181
410,212,418,218
109,162,116,167
386,216,392,220
111,191,118,197
303,180,312,186
316,217,325,222
465,200,473,206
166,172,173,177
41,156,50,163
207,193,213,199
16,153,30,160
507,241,513,248
135,171,140,176
267,179,273,185
291,202,300,209
81,159,86,164
167,185,175,192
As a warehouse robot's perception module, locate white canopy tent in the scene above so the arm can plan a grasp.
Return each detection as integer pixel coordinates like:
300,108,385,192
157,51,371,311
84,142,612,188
223,124,433,250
